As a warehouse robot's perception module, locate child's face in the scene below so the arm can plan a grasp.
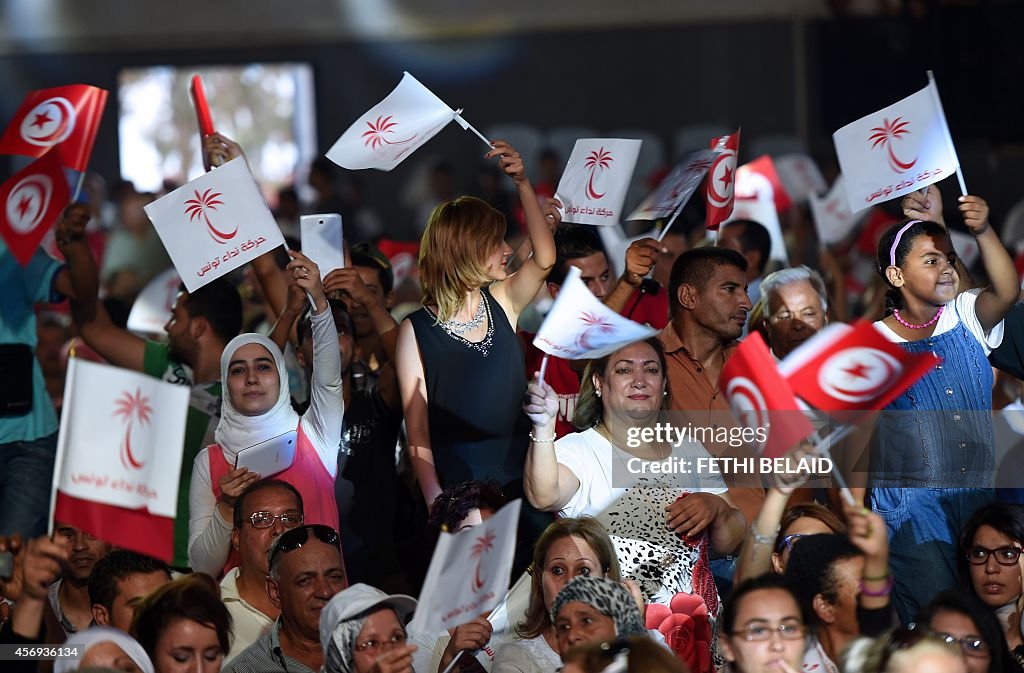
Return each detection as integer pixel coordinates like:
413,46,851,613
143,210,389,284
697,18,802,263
893,233,958,306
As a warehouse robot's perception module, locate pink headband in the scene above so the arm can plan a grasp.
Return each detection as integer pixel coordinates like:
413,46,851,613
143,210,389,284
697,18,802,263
889,220,922,267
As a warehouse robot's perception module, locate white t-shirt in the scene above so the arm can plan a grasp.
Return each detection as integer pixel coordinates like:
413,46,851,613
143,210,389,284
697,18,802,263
874,289,1004,355
555,428,727,519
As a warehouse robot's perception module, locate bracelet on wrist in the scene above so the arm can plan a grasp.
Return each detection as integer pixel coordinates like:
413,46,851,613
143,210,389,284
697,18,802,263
529,430,555,444
862,571,890,582
859,575,894,597
750,521,781,546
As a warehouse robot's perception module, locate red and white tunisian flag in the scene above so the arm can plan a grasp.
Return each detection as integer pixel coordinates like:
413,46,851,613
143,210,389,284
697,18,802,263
720,333,815,459
832,80,959,214
50,359,189,562
144,157,285,293
0,84,107,172
408,499,522,634
781,321,940,422
0,150,70,266
705,129,741,231
809,175,858,246
556,138,641,226
534,266,658,360
327,72,458,171
626,149,716,221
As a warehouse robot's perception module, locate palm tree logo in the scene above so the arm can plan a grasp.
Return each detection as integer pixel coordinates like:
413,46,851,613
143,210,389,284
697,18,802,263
112,388,153,471
575,311,615,352
470,529,496,593
869,117,918,173
362,116,417,151
584,147,613,200
185,188,237,244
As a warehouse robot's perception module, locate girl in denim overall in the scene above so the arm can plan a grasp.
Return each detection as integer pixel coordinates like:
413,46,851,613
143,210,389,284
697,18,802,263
869,193,1018,626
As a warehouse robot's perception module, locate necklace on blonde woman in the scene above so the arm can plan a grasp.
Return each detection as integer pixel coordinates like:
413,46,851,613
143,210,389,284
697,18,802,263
893,305,943,329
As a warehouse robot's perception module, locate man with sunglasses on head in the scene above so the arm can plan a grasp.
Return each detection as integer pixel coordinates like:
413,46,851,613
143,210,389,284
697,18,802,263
223,479,306,662
225,523,347,673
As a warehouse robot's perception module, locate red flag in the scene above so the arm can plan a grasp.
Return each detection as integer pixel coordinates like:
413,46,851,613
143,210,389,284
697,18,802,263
784,321,940,422
720,332,815,459
705,129,741,231
190,75,216,171
0,84,108,171
0,150,71,266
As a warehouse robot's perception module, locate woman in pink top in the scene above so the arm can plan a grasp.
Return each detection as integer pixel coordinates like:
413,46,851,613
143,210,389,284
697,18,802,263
187,250,344,576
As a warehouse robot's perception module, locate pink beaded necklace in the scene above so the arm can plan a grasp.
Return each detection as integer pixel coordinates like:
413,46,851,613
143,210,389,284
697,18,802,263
893,305,943,329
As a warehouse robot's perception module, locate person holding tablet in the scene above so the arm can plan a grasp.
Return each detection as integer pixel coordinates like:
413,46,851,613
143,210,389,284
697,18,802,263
188,250,344,577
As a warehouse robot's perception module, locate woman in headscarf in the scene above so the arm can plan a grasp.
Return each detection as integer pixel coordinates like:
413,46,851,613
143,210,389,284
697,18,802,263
55,626,155,673
550,577,649,658
320,583,418,673
188,251,343,576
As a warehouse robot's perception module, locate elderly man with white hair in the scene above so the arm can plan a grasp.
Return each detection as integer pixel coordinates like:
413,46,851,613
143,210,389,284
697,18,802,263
755,265,830,360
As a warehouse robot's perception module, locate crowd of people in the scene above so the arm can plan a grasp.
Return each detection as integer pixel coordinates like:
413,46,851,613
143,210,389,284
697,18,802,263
2,121,1024,673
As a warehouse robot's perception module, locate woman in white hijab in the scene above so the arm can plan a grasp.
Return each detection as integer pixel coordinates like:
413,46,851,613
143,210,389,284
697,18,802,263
321,584,418,673
187,250,344,575
55,626,155,673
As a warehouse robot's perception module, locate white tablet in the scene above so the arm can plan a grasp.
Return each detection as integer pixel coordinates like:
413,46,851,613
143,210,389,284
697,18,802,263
234,430,297,478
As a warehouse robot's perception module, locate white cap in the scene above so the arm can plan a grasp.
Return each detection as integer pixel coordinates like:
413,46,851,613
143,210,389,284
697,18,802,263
319,583,417,651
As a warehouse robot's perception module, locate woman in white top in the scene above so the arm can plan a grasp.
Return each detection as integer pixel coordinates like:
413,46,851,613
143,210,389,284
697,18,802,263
187,251,343,576
523,338,745,667
524,338,744,603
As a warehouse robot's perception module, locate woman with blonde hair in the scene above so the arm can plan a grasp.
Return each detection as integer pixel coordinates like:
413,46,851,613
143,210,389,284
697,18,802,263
396,140,556,555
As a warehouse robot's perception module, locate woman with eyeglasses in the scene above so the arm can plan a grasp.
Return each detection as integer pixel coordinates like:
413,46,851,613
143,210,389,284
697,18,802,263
916,590,1024,673
734,474,847,582
320,584,418,673
960,503,1024,662
720,574,810,673
188,254,344,577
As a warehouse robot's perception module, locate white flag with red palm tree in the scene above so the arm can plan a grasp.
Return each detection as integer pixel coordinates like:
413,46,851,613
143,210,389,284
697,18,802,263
144,156,286,293
533,266,658,361
50,359,189,562
555,138,641,226
832,76,961,214
408,499,522,635
326,72,460,171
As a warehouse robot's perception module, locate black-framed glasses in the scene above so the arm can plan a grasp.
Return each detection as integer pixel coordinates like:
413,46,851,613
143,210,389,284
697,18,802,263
965,545,1023,566
775,534,806,553
248,511,304,529
731,620,806,642
268,524,339,570
932,632,990,657
354,631,407,655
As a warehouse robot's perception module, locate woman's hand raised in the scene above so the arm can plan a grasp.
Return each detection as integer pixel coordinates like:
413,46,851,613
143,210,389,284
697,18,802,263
523,373,558,431
287,249,327,314
486,140,527,186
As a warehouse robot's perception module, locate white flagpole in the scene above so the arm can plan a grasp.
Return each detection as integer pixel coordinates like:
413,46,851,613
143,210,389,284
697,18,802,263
537,354,550,388
926,70,968,197
454,110,493,148
72,171,87,202
807,424,857,505
657,205,684,242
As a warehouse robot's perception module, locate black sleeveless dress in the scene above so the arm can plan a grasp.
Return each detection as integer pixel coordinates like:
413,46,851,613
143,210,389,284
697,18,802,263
406,286,551,567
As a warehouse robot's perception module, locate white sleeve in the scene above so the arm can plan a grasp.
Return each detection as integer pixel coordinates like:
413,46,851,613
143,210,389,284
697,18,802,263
554,434,591,518
298,305,343,478
491,643,544,673
187,448,233,575
954,289,1005,355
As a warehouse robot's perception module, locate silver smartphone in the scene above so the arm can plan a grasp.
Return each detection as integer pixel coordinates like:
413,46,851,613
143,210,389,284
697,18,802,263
300,213,344,279
234,430,297,478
